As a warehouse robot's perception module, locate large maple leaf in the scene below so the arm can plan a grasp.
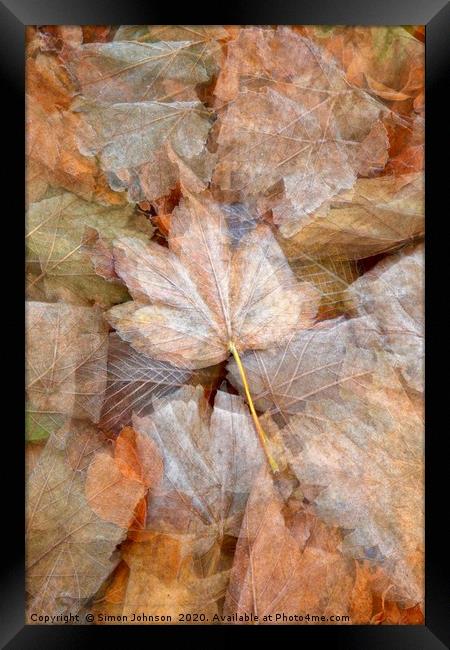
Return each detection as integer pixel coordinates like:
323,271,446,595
106,192,318,369
106,192,318,467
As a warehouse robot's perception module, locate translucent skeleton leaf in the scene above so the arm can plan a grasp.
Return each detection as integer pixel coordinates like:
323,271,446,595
133,386,265,560
99,334,219,433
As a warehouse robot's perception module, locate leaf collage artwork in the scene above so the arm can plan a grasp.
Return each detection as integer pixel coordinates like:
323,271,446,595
25,25,425,625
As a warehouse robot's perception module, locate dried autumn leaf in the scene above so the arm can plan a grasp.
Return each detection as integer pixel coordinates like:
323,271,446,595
113,25,229,45
26,191,153,306
75,99,215,203
26,36,118,204
133,386,265,556
26,421,133,618
276,246,360,319
26,302,108,440
277,172,424,257
304,27,424,110
350,243,424,395
224,468,356,623
85,426,162,527
92,532,229,624
99,334,218,433
284,370,423,606
69,39,218,104
227,316,378,427
213,27,389,226
106,192,319,369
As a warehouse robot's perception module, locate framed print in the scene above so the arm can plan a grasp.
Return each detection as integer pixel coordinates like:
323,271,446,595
1,0,448,646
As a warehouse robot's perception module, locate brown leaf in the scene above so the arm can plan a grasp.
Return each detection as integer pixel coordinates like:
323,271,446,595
213,27,389,227
92,532,229,624
283,357,423,606
85,426,162,527
26,422,128,618
350,243,424,395
224,468,355,623
277,172,423,256
26,36,119,204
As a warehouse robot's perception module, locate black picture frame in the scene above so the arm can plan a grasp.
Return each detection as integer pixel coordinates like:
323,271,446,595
2,1,448,646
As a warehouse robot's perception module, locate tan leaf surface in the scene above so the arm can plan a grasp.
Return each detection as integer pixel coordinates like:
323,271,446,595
284,368,423,606
227,316,379,426
224,468,356,623
26,36,119,204
350,243,424,395
69,39,218,104
92,532,229,624
106,192,319,369
26,302,108,430
278,172,424,257
86,426,162,527
304,27,424,111
76,100,215,203
99,334,219,433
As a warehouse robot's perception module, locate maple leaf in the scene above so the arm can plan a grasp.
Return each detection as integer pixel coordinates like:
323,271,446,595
26,302,108,441
212,27,390,225
106,192,318,467
75,99,215,204
26,191,153,306
133,386,265,561
106,193,318,368
26,421,146,618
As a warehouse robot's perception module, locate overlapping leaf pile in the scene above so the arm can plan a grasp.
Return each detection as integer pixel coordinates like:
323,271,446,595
25,25,424,625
